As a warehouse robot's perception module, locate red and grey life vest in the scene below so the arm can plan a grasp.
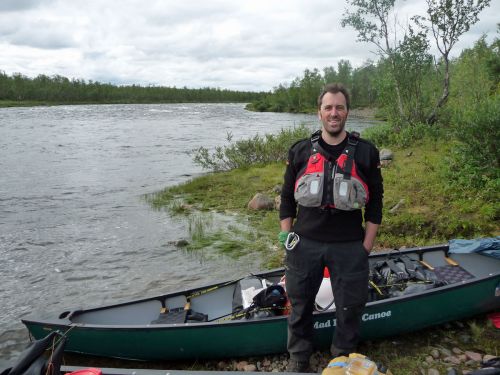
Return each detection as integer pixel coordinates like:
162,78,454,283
294,131,369,210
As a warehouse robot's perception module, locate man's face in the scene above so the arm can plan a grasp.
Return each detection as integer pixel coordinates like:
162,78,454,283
318,92,349,137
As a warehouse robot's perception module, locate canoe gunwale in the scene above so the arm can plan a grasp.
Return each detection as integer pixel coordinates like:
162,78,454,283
21,269,499,331
21,244,500,330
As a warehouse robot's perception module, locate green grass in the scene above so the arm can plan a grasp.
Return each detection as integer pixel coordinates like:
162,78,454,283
148,138,499,266
0,100,57,107
147,163,285,265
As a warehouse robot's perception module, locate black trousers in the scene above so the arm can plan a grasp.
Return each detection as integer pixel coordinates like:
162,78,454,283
285,236,369,362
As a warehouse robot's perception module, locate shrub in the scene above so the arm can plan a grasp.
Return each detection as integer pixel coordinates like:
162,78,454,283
193,124,314,171
363,121,443,148
445,94,500,192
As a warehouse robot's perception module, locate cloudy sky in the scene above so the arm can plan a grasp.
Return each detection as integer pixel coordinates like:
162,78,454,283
0,0,498,92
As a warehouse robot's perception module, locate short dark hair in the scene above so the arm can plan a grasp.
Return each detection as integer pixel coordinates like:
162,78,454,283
317,83,350,111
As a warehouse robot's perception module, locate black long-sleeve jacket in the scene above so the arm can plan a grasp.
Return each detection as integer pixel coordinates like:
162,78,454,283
279,132,383,242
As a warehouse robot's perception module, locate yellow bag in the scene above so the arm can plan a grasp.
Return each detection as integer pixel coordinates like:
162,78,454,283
322,353,392,375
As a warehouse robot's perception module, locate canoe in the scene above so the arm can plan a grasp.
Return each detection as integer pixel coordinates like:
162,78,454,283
22,243,500,361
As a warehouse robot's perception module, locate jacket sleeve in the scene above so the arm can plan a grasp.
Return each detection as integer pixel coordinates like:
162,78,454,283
363,145,383,224
279,147,298,220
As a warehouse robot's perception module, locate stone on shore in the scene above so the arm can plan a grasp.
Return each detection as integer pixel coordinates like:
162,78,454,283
247,193,274,210
274,195,281,210
464,351,483,363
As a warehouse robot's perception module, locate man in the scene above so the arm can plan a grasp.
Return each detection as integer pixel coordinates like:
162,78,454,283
279,83,383,372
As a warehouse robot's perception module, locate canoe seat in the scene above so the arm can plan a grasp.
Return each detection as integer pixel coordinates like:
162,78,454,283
433,265,474,284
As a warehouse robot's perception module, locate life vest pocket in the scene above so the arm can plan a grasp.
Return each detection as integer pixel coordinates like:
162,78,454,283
333,173,368,211
294,172,324,207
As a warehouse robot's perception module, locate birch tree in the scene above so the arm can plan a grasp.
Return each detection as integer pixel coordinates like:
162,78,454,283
414,0,491,124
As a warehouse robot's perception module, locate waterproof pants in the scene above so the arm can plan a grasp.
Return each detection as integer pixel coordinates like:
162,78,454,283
285,236,369,362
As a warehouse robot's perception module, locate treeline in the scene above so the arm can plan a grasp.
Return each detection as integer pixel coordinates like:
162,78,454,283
248,35,499,123
0,72,265,105
247,60,378,113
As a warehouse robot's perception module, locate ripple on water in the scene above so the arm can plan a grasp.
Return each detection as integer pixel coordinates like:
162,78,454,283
64,275,100,282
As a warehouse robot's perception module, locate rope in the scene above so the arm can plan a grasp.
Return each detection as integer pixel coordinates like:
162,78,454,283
44,335,56,375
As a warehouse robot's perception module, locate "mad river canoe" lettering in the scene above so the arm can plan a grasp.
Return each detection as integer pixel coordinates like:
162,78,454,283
314,310,392,329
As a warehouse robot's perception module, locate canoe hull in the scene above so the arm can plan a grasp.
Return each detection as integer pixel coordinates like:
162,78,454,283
23,274,500,361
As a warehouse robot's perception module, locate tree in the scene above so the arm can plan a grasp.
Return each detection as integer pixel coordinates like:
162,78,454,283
337,60,353,89
341,0,405,119
323,66,337,84
414,0,491,124
392,27,435,123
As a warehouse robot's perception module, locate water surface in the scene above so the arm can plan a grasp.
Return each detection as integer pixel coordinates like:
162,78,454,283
0,103,378,364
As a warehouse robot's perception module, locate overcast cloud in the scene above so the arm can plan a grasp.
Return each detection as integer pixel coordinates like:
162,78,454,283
0,0,498,91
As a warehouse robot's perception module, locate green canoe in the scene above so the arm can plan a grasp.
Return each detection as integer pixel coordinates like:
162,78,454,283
22,244,500,361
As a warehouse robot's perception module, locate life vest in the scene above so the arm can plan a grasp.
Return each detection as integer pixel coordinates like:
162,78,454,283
294,131,369,210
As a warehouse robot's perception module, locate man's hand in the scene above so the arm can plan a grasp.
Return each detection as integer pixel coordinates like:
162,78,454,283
278,231,289,248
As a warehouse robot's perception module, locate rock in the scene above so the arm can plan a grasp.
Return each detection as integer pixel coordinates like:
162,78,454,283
464,351,482,363
217,361,228,370
458,354,467,362
380,159,392,168
247,193,274,210
459,334,472,344
452,347,463,355
272,184,282,193
447,368,460,375
389,198,405,214
262,359,272,367
236,361,248,371
380,148,394,160
426,356,435,364
443,356,461,365
175,239,189,247
310,354,319,366
430,349,440,359
274,195,281,210
428,369,440,375
243,364,257,372
439,348,453,357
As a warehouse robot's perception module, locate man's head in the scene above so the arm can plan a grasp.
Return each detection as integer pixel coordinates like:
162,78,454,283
317,83,350,138
317,83,350,111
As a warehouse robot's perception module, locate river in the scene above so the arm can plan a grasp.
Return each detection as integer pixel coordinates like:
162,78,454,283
0,103,378,364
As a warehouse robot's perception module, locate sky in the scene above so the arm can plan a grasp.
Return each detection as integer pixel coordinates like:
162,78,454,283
0,0,498,92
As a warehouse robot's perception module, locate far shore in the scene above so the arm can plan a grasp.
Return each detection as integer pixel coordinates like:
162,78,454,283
0,100,380,123
0,100,254,108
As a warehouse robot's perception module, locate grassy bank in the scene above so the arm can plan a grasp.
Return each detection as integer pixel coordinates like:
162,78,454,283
149,136,498,267
0,100,58,107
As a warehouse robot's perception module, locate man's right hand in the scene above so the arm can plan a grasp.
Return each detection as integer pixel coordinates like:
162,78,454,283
278,231,289,248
